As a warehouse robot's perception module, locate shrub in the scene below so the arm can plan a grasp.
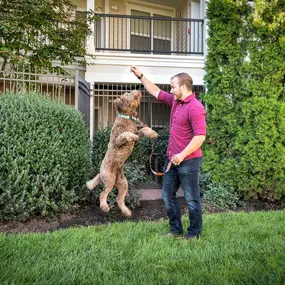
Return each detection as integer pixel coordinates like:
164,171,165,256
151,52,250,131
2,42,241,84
0,92,90,220
128,125,169,165
91,124,112,175
199,172,212,195
200,172,242,209
203,182,242,209
151,125,169,167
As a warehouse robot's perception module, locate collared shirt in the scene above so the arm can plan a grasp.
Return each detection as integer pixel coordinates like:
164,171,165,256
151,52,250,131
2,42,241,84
158,90,206,161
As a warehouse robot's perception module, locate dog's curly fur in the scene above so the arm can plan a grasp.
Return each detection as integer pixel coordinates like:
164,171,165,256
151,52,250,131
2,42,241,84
86,90,158,217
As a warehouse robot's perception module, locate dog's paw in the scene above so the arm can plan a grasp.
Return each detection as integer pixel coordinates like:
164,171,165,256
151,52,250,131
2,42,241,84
128,133,139,143
86,181,94,190
122,208,132,217
149,130,158,139
100,203,110,213
119,204,132,217
139,127,158,139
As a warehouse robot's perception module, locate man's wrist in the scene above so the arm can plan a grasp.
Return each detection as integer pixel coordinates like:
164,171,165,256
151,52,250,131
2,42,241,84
137,73,143,80
180,151,188,160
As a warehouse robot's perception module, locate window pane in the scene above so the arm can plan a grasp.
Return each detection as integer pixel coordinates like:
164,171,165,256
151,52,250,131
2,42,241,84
131,10,150,35
153,14,171,39
153,14,171,53
131,10,150,52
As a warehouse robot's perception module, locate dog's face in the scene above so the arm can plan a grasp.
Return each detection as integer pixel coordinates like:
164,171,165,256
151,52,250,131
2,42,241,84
114,90,142,116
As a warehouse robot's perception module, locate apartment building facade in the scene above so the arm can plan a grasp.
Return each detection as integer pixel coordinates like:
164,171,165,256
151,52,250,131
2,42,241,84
71,0,208,137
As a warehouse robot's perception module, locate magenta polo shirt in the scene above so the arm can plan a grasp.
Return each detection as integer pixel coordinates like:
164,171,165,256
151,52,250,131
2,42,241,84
158,90,206,161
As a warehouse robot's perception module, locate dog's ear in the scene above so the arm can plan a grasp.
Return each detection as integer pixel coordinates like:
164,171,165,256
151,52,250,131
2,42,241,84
114,98,124,112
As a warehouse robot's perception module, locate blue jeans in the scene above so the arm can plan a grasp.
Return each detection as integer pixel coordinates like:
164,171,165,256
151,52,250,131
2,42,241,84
162,157,202,237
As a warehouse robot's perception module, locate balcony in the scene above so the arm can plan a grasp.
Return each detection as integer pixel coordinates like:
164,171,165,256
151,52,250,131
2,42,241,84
94,14,204,56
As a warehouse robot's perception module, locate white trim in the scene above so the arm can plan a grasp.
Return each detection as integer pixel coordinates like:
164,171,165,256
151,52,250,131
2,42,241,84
125,0,175,16
86,52,202,62
85,52,205,86
88,52,204,65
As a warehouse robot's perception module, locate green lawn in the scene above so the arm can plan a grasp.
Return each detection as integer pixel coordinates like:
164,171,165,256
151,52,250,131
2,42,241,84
0,210,284,285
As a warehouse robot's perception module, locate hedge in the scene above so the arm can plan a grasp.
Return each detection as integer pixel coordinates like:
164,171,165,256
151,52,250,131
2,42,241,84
203,0,285,201
0,92,90,220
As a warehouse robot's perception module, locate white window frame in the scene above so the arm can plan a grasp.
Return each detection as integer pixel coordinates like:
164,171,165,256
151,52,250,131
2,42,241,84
125,1,175,52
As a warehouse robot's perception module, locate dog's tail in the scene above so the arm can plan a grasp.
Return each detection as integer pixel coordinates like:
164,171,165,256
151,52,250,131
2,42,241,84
86,174,101,190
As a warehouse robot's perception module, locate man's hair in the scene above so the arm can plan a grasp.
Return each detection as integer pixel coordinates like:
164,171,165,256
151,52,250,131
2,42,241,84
171,73,193,91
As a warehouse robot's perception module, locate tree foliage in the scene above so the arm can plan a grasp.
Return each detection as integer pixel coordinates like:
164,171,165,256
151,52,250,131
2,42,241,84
0,0,96,72
203,0,285,201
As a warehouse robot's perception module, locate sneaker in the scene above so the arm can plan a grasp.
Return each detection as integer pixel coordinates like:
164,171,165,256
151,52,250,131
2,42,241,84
187,235,200,240
167,231,184,237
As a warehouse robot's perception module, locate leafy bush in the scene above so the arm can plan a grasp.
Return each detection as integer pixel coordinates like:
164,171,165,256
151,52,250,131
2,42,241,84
0,92,90,220
151,125,169,166
203,183,242,209
203,0,285,201
128,125,169,164
200,172,242,209
203,182,242,209
91,124,112,175
199,172,212,195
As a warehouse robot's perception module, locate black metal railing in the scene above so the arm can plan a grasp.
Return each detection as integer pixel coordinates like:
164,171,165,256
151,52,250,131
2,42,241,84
94,14,204,55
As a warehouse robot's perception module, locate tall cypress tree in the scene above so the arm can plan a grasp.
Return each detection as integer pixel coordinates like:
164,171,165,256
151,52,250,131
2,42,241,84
203,0,285,201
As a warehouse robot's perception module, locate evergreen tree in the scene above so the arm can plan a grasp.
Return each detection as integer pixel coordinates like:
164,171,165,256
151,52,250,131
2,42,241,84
203,0,285,200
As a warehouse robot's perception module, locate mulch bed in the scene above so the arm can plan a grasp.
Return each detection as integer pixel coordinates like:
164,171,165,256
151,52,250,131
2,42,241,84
0,198,283,234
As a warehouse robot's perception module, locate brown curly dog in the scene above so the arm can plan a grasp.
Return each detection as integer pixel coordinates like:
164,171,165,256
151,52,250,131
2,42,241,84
86,90,158,217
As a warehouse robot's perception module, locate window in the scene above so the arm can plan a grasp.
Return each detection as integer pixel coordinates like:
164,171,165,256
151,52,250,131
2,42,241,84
130,10,172,54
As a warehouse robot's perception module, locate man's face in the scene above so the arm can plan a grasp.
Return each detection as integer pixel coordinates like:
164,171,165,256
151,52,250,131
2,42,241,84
170,77,182,101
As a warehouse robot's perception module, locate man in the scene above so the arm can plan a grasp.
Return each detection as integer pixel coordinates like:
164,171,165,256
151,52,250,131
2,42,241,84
130,66,206,240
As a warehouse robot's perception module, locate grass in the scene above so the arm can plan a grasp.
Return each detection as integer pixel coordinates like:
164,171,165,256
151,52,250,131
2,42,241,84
0,210,285,285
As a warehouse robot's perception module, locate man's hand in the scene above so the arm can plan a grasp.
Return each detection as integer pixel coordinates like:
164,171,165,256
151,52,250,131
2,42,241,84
130,65,160,99
130,66,142,78
171,153,185,166
171,135,206,165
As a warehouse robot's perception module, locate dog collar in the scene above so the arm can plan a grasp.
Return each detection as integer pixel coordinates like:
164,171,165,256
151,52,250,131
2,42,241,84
117,113,139,122
116,113,146,127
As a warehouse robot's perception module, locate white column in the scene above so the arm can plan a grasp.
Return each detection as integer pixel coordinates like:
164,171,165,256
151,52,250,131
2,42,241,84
89,85,94,141
204,0,209,58
86,0,96,54
203,0,208,91
87,0,95,140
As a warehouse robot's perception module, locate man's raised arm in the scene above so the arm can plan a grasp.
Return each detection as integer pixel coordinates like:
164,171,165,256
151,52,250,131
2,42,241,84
130,66,160,99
